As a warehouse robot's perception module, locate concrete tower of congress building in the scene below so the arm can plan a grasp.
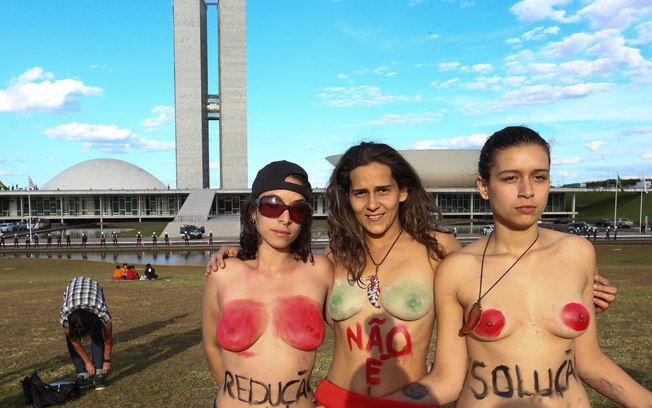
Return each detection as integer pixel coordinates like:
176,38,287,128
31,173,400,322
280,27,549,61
173,0,247,190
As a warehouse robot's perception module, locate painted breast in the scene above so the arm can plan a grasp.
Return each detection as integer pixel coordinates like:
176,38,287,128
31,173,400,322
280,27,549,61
216,299,268,352
274,295,325,351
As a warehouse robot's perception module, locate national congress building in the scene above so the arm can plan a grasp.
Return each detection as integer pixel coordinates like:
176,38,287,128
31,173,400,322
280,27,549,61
0,0,572,239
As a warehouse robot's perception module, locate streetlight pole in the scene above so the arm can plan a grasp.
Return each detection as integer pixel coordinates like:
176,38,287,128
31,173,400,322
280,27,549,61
601,158,610,189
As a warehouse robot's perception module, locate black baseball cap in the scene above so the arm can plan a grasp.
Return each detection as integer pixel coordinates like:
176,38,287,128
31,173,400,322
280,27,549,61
251,160,312,200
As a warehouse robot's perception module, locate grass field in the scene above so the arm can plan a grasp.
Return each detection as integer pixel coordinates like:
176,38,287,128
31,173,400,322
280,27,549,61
0,243,650,407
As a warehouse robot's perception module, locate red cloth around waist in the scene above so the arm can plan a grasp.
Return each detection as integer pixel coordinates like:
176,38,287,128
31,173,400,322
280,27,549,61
315,379,439,408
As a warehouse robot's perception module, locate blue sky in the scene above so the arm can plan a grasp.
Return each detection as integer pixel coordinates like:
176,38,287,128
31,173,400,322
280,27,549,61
1,0,651,189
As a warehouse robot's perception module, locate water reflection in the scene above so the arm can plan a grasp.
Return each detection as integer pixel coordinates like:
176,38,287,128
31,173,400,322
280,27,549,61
0,250,214,265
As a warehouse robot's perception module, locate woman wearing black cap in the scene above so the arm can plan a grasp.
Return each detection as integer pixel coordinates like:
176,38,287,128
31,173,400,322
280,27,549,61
202,161,333,408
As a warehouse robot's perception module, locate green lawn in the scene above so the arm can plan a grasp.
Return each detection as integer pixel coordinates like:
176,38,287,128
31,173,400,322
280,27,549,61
0,243,650,407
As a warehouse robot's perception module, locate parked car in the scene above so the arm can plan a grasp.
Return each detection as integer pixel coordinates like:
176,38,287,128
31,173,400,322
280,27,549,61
0,222,15,233
567,222,596,235
31,218,51,230
481,224,494,235
180,225,205,239
616,218,633,228
594,219,613,228
552,217,569,224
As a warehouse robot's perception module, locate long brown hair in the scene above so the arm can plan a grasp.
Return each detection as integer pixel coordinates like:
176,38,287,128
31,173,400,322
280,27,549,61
326,142,448,284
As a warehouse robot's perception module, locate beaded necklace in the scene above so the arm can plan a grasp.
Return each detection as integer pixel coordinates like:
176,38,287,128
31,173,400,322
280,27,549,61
365,229,403,308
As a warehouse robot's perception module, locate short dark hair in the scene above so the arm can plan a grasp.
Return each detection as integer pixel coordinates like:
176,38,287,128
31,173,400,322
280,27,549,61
67,308,101,341
478,126,551,180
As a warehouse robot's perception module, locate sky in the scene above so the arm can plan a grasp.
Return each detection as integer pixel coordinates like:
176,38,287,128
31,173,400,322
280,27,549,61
1,0,651,190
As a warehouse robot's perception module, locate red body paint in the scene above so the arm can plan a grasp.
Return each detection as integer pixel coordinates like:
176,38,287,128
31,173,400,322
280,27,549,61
474,309,505,338
560,302,590,331
217,299,267,352
346,319,413,385
274,296,325,351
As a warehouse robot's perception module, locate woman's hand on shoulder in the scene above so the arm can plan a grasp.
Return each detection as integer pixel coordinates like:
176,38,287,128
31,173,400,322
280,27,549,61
204,246,240,277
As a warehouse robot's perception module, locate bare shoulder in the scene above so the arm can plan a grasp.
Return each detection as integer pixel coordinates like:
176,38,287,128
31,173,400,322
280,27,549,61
308,253,334,278
208,257,246,283
433,230,463,255
541,228,595,255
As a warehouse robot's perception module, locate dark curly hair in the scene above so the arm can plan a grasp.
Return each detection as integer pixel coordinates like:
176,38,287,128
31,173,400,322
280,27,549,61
239,172,314,263
479,126,550,180
326,142,449,284
68,308,101,341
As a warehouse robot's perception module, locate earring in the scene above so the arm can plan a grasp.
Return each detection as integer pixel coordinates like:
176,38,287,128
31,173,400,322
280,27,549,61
251,218,256,225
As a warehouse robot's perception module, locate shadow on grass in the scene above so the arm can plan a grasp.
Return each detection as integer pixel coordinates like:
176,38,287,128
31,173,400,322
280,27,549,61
0,314,197,407
110,327,202,382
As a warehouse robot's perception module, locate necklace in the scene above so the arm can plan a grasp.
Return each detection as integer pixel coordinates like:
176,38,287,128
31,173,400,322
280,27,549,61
459,230,540,335
365,229,403,308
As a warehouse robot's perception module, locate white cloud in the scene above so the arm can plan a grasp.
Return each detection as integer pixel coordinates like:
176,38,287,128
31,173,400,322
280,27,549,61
502,76,528,87
508,26,560,44
631,21,652,45
411,133,488,149
642,152,652,162
489,82,614,110
44,122,174,154
556,170,580,180
438,62,461,72
346,111,445,128
577,0,652,30
587,30,646,66
337,73,349,79
510,0,576,23
471,64,493,74
316,85,419,108
431,78,459,88
542,32,594,59
621,126,652,135
552,157,582,165
426,33,440,40
585,141,607,151
141,105,174,132
0,67,102,114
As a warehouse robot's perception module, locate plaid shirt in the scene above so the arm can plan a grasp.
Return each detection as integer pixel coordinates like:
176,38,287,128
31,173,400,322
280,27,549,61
60,276,112,328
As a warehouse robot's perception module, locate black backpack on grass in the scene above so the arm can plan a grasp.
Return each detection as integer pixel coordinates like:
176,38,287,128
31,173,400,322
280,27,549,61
21,372,80,407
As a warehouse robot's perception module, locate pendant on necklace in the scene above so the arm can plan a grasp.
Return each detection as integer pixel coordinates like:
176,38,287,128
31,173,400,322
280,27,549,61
459,301,483,335
367,274,381,308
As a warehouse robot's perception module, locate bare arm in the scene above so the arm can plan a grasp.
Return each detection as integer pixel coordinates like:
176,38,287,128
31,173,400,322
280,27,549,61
576,246,652,406
202,272,225,385
64,328,95,375
101,323,113,374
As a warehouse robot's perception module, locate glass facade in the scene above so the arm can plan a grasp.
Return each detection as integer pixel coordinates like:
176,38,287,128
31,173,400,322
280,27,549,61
0,190,571,221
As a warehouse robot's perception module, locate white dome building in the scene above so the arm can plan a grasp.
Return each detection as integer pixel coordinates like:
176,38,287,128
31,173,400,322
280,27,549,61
42,159,166,190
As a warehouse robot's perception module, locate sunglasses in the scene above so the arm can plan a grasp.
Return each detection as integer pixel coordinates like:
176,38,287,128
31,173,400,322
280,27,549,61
256,195,312,224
